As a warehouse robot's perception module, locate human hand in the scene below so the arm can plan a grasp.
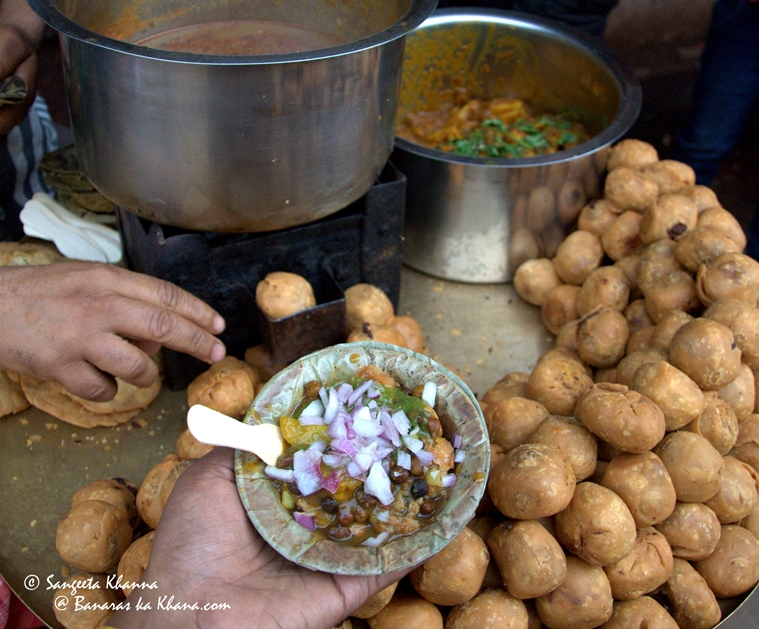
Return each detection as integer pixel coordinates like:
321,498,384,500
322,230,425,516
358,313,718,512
108,447,410,629
0,261,226,400
0,22,39,134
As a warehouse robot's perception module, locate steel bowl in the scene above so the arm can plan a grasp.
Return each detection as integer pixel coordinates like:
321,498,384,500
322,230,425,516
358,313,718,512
392,9,642,283
27,0,436,232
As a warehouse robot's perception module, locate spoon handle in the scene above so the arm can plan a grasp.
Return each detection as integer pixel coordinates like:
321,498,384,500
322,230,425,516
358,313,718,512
187,404,285,466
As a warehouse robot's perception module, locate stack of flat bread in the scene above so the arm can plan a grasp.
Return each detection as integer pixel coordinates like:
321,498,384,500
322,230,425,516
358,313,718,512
0,240,161,425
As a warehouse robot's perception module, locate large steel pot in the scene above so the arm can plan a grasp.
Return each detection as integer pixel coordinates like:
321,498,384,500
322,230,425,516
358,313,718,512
27,0,436,232
392,9,642,283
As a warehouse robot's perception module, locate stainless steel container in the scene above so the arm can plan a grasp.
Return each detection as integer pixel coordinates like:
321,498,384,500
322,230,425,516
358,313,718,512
27,0,436,232
393,9,642,283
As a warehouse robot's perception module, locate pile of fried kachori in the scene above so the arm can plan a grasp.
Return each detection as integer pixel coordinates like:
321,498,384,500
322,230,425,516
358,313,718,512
495,138,759,629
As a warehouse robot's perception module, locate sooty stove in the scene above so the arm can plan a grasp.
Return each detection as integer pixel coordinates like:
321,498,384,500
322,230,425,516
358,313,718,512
117,162,406,390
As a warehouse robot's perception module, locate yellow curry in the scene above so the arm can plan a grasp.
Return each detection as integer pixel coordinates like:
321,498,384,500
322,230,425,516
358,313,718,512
396,87,590,159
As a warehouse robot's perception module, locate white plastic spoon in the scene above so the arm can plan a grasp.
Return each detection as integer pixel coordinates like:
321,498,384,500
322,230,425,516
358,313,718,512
187,404,285,466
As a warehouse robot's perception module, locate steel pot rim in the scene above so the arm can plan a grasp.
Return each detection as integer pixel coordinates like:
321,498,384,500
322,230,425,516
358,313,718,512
27,0,437,66
394,7,642,168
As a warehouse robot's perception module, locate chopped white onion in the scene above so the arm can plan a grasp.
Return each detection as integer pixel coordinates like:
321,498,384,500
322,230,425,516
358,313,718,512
365,461,394,505
346,461,364,479
391,410,411,435
353,407,384,439
396,450,412,470
402,435,424,453
441,473,457,488
374,509,390,522
324,388,341,424
422,382,437,407
318,386,329,407
293,448,323,496
362,531,390,547
300,399,325,417
416,449,435,466
264,465,295,482
299,414,325,426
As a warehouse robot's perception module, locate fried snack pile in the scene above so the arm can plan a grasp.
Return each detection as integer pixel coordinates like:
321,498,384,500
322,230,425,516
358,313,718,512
287,141,759,629
486,138,759,629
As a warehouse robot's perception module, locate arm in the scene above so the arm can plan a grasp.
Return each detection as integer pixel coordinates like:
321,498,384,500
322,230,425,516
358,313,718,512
0,0,46,133
0,262,226,400
107,447,409,629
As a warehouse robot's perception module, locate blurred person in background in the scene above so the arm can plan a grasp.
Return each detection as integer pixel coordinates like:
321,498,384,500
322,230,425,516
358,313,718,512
0,0,58,242
668,0,759,256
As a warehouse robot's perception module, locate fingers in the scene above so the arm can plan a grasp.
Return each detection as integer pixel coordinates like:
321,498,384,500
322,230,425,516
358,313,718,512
83,334,160,389
109,295,226,364
135,340,162,356
108,266,226,335
54,360,119,402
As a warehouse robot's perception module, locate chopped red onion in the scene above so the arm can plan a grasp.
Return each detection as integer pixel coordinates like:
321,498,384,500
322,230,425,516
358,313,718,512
391,410,411,435
365,461,394,505
347,379,373,407
294,448,323,496
441,473,457,488
327,411,348,440
322,470,341,494
375,446,395,462
396,450,412,470
321,453,349,468
362,531,390,547
454,449,466,464
367,399,378,409
366,383,381,399
416,449,435,466
379,409,400,447
422,382,437,407
293,511,315,530
451,433,463,449
336,382,353,403
264,465,295,482
332,437,357,457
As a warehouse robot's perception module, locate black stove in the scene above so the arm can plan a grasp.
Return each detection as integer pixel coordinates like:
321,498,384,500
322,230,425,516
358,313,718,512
118,162,406,390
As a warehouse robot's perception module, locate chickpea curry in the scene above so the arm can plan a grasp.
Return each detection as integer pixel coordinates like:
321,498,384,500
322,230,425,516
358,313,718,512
264,366,464,546
396,87,590,159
